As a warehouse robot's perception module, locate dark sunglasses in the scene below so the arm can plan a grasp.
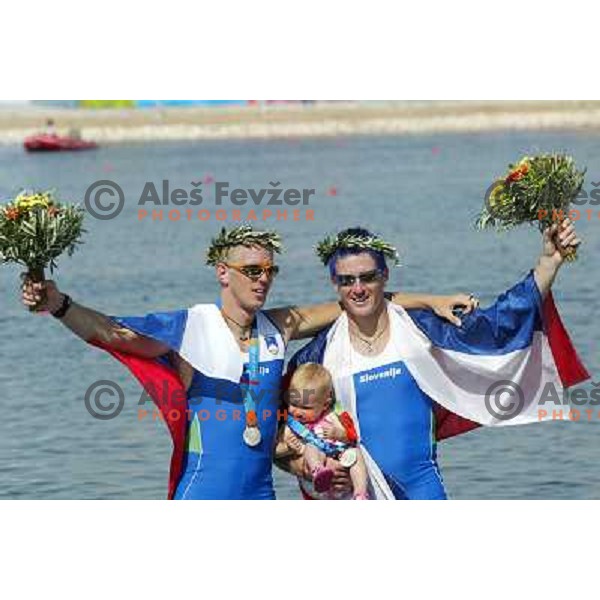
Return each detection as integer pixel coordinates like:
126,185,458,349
226,263,280,281
335,269,383,287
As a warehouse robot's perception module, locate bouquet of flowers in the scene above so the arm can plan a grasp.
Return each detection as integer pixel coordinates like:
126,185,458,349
0,190,85,310
475,153,585,261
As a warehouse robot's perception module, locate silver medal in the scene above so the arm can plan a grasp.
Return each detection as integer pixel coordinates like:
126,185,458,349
340,448,358,468
243,426,262,447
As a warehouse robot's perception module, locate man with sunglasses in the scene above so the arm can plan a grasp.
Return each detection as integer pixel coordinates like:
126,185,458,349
21,224,477,500
284,224,587,499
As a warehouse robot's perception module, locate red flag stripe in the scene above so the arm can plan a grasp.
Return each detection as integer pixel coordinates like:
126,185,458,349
542,293,590,388
89,340,187,499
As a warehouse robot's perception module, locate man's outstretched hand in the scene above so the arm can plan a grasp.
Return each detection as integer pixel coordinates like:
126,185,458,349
430,293,480,327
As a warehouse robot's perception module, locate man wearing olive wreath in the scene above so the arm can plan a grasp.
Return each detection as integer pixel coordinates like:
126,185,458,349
22,224,476,499
282,224,588,499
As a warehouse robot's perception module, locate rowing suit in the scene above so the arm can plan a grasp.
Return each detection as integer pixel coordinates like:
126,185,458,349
95,304,286,499
295,329,446,499
348,340,446,499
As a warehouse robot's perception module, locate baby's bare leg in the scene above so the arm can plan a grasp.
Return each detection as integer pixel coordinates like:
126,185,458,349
304,444,326,472
349,449,369,498
305,445,335,493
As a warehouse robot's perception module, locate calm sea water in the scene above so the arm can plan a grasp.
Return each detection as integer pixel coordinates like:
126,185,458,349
0,130,598,499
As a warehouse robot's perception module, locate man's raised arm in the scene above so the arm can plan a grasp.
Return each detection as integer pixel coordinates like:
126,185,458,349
266,292,478,342
533,219,581,299
21,277,169,358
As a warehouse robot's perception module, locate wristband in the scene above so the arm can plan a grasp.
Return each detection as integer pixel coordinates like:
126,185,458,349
51,294,72,319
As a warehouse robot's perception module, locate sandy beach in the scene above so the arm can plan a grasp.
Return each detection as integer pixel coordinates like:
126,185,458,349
2,101,600,144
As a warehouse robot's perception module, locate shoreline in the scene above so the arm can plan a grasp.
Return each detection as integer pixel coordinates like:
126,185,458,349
2,101,600,144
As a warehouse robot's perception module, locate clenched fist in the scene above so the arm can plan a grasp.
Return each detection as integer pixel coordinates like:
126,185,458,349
20,274,63,313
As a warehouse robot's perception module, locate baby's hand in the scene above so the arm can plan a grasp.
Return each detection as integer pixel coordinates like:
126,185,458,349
286,433,305,456
320,420,348,442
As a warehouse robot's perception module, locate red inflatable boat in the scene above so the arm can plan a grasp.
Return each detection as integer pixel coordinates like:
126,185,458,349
24,134,98,152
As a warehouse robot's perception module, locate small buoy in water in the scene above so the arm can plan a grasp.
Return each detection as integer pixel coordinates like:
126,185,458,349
327,186,338,196
431,146,441,155
203,174,214,184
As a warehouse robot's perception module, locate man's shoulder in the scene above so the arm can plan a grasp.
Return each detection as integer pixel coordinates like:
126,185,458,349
187,302,216,312
288,323,334,370
259,309,286,338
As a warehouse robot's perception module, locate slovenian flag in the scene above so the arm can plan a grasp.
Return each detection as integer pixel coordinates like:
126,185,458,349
288,271,589,437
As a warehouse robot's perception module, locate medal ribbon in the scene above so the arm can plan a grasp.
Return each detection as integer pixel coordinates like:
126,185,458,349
242,321,260,428
286,415,349,457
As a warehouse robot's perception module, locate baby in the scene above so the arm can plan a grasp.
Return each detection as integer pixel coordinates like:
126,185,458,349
276,363,369,500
